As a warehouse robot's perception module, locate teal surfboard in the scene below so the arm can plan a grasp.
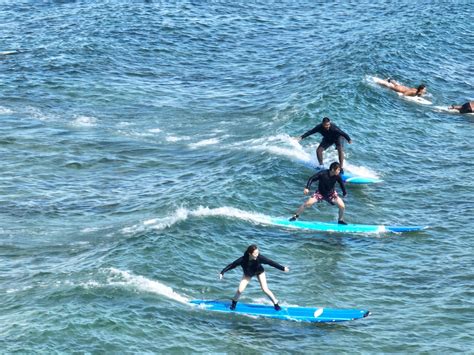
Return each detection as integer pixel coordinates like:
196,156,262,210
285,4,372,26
190,300,370,323
341,171,382,184
271,217,427,233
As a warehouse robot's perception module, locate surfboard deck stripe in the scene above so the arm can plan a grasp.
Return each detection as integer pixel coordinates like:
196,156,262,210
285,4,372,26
190,300,370,323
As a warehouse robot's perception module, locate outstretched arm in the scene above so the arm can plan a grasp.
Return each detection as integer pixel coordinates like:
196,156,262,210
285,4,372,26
259,255,287,272
333,125,351,143
300,124,322,140
219,257,243,278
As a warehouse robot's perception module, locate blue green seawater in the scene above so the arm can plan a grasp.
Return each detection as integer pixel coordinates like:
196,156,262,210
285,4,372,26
1,1,473,353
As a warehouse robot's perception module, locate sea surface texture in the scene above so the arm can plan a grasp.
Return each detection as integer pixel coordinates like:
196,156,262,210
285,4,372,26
1,1,473,353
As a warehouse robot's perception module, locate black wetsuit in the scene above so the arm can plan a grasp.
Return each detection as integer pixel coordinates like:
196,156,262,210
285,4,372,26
221,254,285,278
306,169,346,198
300,123,351,149
460,102,473,114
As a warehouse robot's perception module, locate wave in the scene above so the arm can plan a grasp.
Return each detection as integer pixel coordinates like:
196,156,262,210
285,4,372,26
106,268,189,304
139,206,271,232
232,133,379,179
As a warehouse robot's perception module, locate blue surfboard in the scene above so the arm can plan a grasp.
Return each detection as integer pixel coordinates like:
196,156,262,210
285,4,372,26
190,300,370,323
271,217,427,233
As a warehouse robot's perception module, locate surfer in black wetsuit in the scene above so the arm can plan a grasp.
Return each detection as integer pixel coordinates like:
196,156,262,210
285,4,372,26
219,244,289,311
289,162,348,224
295,117,352,172
450,101,473,114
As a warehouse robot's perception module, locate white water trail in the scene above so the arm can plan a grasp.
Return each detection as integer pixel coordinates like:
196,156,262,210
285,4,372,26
233,133,380,178
140,206,272,232
107,268,189,304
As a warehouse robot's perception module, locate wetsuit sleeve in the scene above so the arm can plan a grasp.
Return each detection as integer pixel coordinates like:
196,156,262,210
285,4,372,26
300,124,322,140
259,255,285,271
337,175,347,195
333,125,351,142
220,257,243,275
305,171,322,190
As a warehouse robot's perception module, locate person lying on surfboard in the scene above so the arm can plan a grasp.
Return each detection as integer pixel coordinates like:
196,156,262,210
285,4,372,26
295,116,352,173
377,78,427,97
219,244,289,311
289,161,348,224
449,101,473,114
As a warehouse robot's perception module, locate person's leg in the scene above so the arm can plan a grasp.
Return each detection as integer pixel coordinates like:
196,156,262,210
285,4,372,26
232,275,251,301
316,144,324,167
336,143,345,171
257,272,280,310
230,275,251,309
290,196,317,220
334,196,346,222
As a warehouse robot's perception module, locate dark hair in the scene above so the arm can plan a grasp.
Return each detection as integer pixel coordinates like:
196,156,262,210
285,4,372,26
243,244,258,263
245,244,258,255
322,117,331,123
416,84,426,95
329,162,340,171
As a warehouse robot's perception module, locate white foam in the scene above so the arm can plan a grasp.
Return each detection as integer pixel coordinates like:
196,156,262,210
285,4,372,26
107,268,189,304
344,163,380,179
148,128,162,133
71,115,98,127
240,134,316,165
191,206,271,225
142,207,190,229
81,227,100,233
188,138,220,149
0,106,13,115
26,107,53,121
166,135,191,142
138,206,272,233
237,134,377,177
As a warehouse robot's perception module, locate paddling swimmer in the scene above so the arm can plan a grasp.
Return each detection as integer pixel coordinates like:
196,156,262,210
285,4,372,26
450,101,473,114
289,162,347,224
295,117,352,172
377,78,427,97
219,244,289,311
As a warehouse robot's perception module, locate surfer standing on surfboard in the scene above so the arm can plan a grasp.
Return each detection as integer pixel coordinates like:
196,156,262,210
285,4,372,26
295,116,352,172
376,78,427,97
289,162,348,224
219,244,289,311
449,101,473,114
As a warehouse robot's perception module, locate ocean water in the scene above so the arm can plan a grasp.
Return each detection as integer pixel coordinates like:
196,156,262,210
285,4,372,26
1,1,473,353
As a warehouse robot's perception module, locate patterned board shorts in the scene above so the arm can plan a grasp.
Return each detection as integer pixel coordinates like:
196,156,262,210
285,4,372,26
311,190,338,205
